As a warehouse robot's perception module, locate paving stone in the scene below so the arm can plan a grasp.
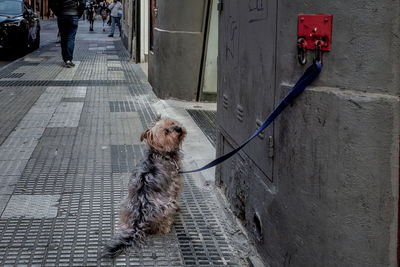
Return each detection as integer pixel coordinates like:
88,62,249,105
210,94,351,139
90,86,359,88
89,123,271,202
1,195,60,218
109,101,137,112
54,62,81,80
0,194,11,215
0,19,248,266
0,147,36,160
0,86,45,145
110,112,144,145
9,128,45,138
63,86,87,98
0,80,127,87
48,102,84,128
0,176,19,195
111,145,145,173
0,160,29,176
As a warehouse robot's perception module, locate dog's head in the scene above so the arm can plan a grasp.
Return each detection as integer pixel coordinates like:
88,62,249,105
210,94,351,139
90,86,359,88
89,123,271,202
140,116,187,152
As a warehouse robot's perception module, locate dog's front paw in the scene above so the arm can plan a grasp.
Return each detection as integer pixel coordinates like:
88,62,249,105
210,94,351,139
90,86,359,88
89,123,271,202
169,199,181,212
175,203,181,212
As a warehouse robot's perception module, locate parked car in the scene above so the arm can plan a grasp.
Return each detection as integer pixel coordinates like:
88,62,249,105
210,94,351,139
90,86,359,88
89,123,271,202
0,0,40,53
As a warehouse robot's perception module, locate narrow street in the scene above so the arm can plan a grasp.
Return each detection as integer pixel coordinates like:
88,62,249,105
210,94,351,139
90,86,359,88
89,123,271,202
0,19,260,266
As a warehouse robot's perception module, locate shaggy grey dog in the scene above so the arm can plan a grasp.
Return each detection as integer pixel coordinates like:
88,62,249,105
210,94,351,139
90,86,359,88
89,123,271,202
103,116,187,258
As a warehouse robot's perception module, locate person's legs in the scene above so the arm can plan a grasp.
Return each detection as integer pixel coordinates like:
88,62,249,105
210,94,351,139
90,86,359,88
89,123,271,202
116,17,121,36
57,16,69,62
65,15,79,62
109,16,115,36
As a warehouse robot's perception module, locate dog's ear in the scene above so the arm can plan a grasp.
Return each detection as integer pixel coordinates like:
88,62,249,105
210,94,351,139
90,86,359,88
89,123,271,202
155,114,162,121
140,129,150,142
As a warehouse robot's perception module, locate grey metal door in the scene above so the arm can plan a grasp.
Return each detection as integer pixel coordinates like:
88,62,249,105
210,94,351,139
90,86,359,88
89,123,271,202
217,0,277,180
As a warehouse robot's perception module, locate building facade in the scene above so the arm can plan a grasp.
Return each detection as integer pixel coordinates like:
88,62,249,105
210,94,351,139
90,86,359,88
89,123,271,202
121,0,400,266
121,0,218,101
216,0,399,266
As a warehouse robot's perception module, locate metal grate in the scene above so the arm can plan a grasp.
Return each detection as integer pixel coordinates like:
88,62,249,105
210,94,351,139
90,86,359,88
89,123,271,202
176,175,238,266
186,109,217,147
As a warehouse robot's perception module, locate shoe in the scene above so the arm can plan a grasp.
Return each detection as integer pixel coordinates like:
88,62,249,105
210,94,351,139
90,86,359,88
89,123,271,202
63,61,72,68
64,60,75,68
108,34,113,37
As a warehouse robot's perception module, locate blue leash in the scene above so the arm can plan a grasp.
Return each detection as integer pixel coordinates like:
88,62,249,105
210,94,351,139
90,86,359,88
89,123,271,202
179,61,322,174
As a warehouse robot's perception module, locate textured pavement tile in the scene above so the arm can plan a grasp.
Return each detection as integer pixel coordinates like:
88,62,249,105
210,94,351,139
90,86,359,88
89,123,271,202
54,62,81,80
0,147,36,160
0,160,29,176
1,195,60,218
48,102,84,128
0,176,19,195
0,19,249,266
9,127,45,138
63,86,87,98
0,194,11,215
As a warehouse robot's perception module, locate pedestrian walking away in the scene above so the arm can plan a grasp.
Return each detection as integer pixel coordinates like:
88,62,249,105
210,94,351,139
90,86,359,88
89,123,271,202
100,1,108,32
49,0,85,68
87,2,95,32
108,0,122,37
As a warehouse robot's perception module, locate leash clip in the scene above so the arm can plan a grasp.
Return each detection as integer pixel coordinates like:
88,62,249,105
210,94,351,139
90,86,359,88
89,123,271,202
297,38,307,65
314,40,324,64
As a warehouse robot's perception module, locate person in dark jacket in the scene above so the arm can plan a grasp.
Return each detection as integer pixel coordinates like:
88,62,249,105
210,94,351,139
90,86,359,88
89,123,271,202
49,0,85,68
87,2,95,31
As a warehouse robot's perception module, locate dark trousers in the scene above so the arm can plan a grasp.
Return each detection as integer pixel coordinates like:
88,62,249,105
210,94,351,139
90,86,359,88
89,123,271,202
110,16,121,36
57,15,79,62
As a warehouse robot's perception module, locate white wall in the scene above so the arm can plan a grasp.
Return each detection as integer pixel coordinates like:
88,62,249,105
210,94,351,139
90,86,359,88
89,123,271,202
202,0,218,94
140,0,149,62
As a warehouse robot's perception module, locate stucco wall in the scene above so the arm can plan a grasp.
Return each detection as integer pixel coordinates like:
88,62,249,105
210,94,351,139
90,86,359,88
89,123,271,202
148,0,208,100
216,0,400,266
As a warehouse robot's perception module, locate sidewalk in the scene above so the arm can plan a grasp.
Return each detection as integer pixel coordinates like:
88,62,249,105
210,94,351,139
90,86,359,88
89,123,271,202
0,19,262,266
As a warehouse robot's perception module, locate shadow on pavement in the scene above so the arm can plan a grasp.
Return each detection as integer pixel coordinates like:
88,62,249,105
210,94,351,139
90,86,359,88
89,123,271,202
0,49,23,68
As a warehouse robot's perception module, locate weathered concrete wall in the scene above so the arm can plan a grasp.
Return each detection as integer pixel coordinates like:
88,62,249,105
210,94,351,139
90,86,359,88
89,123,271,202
148,0,209,100
216,0,400,266
121,0,133,59
201,0,218,98
139,0,149,62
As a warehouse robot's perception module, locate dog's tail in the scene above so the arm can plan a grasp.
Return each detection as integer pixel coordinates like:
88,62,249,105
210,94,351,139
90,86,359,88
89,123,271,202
102,172,158,258
102,228,145,258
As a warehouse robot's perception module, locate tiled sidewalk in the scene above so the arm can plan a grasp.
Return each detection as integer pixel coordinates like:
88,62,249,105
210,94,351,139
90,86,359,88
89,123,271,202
0,20,260,266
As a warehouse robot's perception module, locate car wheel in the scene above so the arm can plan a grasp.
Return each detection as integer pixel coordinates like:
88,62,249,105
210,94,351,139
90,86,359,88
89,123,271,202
17,33,29,56
19,38,29,56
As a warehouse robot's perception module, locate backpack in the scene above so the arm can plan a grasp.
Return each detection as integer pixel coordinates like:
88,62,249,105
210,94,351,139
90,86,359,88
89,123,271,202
101,9,107,19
